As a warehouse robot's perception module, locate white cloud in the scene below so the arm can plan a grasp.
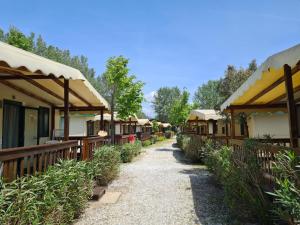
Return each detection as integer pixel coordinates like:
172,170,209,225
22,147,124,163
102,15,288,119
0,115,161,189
144,91,156,103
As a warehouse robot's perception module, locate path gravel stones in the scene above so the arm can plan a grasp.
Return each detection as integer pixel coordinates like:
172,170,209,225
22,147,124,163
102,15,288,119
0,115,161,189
75,139,230,225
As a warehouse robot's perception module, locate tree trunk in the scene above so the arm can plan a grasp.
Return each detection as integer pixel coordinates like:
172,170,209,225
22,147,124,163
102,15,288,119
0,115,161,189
110,92,115,144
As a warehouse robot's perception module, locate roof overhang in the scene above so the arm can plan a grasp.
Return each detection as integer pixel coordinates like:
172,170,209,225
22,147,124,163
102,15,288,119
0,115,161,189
187,109,223,121
0,41,110,110
221,44,300,112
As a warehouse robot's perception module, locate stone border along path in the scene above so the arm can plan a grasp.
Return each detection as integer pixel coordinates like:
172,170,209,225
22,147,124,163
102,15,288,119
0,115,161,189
75,138,231,225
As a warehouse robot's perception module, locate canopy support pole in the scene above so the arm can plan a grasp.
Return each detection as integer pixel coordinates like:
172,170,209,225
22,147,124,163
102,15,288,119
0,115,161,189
284,64,298,147
64,79,69,141
51,106,55,140
230,108,235,139
100,109,104,131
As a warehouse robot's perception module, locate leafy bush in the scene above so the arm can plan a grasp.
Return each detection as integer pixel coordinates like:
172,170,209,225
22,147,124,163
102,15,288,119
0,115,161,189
142,140,152,147
0,160,93,225
119,141,142,163
269,150,300,224
151,135,158,144
92,145,121,185
157,136,166,142
204,139,272,224
176,133,184,148
164,130,174,139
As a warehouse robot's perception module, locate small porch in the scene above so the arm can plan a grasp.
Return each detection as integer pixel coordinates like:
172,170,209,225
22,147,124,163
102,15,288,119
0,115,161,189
0,42,110,181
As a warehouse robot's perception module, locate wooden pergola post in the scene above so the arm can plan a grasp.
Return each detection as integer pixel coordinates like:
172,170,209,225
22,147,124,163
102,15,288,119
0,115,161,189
196,116,199,135
63,79,69,141
129,117,132,134
51,106,55,139
230,108,235,139
284,64,299,147
100,108,104,131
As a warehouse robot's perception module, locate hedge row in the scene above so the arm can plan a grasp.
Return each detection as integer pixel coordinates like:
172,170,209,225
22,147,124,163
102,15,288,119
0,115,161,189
0,141,143,225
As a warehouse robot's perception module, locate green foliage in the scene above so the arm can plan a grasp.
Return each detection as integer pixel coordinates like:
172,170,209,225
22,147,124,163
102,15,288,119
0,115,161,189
102,56,144,141
157,136,166,142
164,130,174,139
142,140,152,147
0,160,93,225
92,145,121,185
169,89,191,126
153,87,181,122
193,60,257,108
119,141,142,163
176,133,184,148
269,150,300,224
152,120,160,133
178,135,206,162
151,135,158,144
204,139,272,224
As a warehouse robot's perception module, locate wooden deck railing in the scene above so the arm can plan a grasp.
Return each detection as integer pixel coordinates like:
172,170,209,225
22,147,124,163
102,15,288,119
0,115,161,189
0,140,78,182
140,133,152,141
182,133,299,186
115,134,133,145
81,136,110,160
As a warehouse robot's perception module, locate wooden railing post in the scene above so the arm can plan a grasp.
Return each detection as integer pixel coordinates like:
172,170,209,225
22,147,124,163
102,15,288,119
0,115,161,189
82,138,89,160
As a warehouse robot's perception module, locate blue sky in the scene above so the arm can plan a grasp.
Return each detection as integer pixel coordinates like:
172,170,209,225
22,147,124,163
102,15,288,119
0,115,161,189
1,0,300,117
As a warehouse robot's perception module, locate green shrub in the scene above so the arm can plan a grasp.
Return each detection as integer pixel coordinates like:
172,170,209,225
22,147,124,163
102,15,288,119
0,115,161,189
269,150,300,224
176,133,184,148
204,139,272,224
142,140,152,147
151,135,158,144
157,136,166,142
164,130,174,139
119,141,142,163
92,145,121,185
0,160,93,225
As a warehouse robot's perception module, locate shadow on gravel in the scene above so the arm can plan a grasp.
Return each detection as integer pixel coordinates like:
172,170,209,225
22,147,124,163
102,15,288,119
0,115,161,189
172,150,230,224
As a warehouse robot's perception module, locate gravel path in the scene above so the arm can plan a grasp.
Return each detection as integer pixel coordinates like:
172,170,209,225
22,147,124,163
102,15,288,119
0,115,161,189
75,139,230,225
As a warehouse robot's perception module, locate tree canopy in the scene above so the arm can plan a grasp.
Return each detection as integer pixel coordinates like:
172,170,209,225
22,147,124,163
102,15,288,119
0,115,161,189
193,60,257,109
153,87,181,122
169,89,191,126
102,56,144,142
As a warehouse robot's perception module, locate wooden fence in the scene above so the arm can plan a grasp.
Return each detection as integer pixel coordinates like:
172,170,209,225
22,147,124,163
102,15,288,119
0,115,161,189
182,133,300,185
0,141,78,182
0,134,133,182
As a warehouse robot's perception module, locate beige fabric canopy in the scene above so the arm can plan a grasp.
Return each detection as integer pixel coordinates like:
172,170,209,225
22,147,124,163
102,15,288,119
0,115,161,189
161,123,171,128
221,44,300,111
187,109,223,121
94,113,138,122
137,119,152,126
0,41,109,108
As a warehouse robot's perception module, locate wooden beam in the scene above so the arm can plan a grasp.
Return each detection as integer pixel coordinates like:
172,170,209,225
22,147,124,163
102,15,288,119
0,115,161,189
229,103,286,110
100,108,104,130
269,85,300,104
230,108,235,139
51,78,92,106
0,75,53,80
56,106,106,111
64,79,69,141
284,64,298,147
245,77,285,104
0,80,53,106
0,66,86,107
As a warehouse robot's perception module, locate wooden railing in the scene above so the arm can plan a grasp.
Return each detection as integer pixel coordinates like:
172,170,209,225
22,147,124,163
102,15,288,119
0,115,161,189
115,134,134,145
0,141,78,182
82,136,110,160
140,133,151,141
182,133,299,186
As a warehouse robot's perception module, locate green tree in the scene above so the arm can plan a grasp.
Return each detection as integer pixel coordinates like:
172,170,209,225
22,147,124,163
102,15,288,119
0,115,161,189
152,120,159,133
102,56,144,143
136,110,148,119
4,26,35,51
219,60,257,102
153,87,181,122
193,80,222,109
169,89,191,126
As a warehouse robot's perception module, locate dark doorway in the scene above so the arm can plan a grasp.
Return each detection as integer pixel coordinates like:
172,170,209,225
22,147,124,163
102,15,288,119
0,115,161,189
2,99,24,148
